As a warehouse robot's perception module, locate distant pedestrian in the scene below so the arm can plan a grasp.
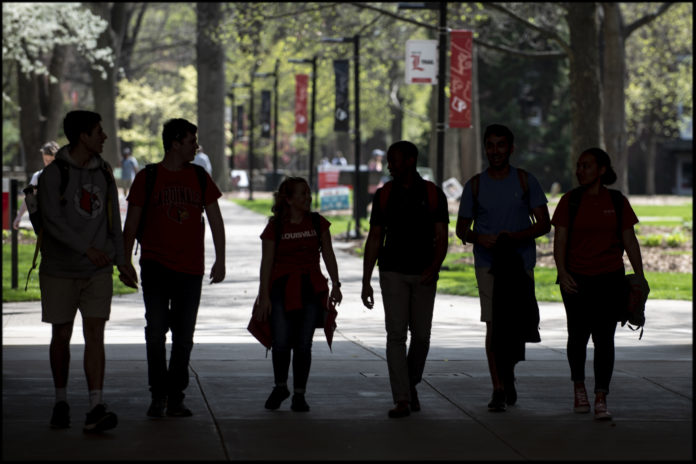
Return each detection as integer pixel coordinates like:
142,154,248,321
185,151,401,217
552,147,648,421
122,118,226,419
192,145,213,176
120,147,139,196
361,140,449,418
13,141,58,230
456,124,550,412
38,110,135,433
255,177,341,412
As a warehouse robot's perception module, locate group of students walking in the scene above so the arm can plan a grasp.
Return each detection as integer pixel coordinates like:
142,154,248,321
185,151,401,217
32,111,647,434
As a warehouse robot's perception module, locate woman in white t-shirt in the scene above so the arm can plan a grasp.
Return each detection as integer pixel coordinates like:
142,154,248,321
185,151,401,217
13,141,59,229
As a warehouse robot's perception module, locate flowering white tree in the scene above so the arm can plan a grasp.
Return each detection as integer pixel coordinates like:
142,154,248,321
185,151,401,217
2,2,114,174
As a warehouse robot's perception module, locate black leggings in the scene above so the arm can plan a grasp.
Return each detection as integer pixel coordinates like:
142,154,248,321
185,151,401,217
561,268,624,394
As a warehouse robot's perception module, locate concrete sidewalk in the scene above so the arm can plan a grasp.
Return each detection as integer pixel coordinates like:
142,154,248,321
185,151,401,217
2,199,693,461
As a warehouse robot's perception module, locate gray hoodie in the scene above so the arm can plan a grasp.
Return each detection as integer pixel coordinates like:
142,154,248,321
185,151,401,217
38,145,125,278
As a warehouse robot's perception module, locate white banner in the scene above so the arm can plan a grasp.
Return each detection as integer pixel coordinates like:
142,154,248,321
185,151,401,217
405,39,438,84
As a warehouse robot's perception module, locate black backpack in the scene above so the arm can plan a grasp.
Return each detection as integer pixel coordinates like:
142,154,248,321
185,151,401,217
25,158,115,290
135,163,208,248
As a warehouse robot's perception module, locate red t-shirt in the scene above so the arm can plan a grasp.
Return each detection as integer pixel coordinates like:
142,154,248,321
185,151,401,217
127,163,222,275
551,187,638,275
260,214,331,271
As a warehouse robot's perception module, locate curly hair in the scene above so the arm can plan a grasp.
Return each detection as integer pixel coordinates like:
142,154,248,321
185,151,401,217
270,176,310,222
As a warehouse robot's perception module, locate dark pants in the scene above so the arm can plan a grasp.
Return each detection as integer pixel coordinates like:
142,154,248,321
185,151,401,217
141,259,202,403
561,268,624,394
270,275,320,393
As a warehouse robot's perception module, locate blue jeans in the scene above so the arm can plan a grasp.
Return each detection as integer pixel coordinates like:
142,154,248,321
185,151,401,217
561,268,623,394
270,275,320,393
141,259,202,403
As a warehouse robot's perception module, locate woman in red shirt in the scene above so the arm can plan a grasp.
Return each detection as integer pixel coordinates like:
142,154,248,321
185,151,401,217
552,147,648,421
255,177,342,412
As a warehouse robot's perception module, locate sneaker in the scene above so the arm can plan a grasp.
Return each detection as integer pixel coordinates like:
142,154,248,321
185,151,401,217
388,401,410,418
264,386,290,410
594,394,612,421
290,393,310,412
410,388,421,412
166,401,193,417
488,390,506,412
83,404,117,433
504,379,517,406
573,384,590,413
50,401,70,429
147,397,167,418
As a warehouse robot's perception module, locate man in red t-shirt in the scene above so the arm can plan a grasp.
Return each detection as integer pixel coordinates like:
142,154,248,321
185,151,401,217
122,118,226,419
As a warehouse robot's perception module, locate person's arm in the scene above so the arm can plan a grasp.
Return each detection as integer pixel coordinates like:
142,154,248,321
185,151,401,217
320,229,343,309
13,200,28,230
553,225,578,294
456,216,474,244
361,224,382,309
507,204,551,242
119,202,141,288
256,239,275,321
205,200,226,284
421,222,448,284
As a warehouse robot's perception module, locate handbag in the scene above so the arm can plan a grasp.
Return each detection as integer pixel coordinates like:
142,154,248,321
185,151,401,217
620,274,649,339
247,297,272,350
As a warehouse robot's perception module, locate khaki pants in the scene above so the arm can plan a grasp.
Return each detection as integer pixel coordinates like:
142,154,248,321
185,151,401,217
379,271,437,404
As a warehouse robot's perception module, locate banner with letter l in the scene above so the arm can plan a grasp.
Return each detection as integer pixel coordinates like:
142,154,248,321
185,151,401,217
405,39,438,84
449,30,473,128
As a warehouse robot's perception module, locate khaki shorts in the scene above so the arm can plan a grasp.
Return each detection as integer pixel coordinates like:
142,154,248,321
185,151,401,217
40,272,113,324
475,267,534,322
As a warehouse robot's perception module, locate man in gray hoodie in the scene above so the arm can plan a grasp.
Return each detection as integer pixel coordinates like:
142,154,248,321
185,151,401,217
38,110,137,433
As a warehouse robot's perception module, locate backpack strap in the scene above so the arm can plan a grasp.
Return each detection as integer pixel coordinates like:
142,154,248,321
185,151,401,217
471,174,481,218
608,189,624,250
311,211,323,252
424,180,439,213
190,163,208,210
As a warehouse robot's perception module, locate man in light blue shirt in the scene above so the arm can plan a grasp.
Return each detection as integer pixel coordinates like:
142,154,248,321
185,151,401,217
192,146,212,176
456,124,550,412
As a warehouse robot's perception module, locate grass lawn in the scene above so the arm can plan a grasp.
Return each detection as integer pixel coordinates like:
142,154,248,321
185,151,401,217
2,243,138,303
439,252,691,301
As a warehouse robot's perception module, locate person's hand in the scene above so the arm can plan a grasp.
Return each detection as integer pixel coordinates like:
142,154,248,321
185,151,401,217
86,246,112,267
477,233,498,249
254,294,271,322
361,283,374,310
117,263,138,289
209,260,225,284
420,265,439,285
12,215,22,230
329,285,342,310
558,269,578,294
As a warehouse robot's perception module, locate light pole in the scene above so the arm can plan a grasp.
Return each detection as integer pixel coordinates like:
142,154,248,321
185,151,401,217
398,2,447,188
321,34,362,239
288,56,318,203
254,59,280,188
228,82,251,172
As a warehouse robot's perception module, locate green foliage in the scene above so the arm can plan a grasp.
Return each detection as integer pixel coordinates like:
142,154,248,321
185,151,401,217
2,243,137,303
665,232,688,248
639,234,663,247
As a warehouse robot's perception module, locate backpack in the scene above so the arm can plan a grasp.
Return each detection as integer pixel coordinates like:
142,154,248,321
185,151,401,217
135,163,208,249
378,179,440,247
565,186,645,338
471,167,534,223
24,158,115,290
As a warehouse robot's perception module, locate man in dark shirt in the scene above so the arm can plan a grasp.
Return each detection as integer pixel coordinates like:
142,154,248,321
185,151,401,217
361,140,449,418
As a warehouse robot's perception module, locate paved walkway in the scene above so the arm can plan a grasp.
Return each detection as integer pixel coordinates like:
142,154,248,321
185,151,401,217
2,198,692,461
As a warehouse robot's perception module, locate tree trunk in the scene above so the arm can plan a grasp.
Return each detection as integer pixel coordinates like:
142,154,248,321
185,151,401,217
567,3,603,186
44,45,68,145
88,2,125,168
17,69,42,180
645,133,657,195
197,2,228,190
601,3,629,194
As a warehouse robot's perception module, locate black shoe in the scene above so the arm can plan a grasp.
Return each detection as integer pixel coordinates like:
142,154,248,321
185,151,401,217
83,404,117,433
290,393,310,412
410,388,421,412
264,386,290,410
505,380,517,406
50,401,70,429
488,390,506,412
147,397,167,417
166,401,192,417
388,401,410,418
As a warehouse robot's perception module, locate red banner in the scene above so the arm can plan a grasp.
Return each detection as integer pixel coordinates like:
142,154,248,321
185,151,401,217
295,74,308,134
449,30,473,128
